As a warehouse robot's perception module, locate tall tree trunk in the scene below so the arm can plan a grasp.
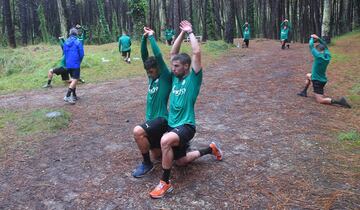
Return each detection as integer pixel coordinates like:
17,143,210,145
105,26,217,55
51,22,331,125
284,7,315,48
173,0,180,34
202,0,208,41
322,0,331,42
4,0,16,47
224,0,235,43
57,0,67,37
18,0,28,45
70,0,78,26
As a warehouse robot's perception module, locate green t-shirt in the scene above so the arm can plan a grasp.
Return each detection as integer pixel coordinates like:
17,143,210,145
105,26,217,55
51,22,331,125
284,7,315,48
141,35,172,121
164,29,175,41
77,29,87,45
309,37,331,82
242,24,251,40
119,35,131,52
168,69,203,128
280,21,291,40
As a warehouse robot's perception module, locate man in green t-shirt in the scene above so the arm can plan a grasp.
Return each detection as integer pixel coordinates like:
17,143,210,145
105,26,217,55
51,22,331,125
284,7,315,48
242,22,251,48
132,27,172,178
118,31,132,63
149,20,223,199
280,19,291,49
164,28,175,45
297,34,351,108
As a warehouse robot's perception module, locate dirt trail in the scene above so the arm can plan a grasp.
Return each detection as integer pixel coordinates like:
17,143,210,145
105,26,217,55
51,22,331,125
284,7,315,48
0,39,358,209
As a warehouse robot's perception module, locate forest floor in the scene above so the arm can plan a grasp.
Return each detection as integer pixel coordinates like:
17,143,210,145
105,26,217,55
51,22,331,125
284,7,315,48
0,39,359,209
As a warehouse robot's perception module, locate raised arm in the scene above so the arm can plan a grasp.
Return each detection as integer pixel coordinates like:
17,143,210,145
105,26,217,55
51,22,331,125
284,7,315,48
140,33,149,63
180,20,202,73
145,27,168,72
170,30,186,60
309,34,321,58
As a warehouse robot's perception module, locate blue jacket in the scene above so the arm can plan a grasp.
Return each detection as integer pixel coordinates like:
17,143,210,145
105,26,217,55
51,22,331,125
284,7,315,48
64,35,84,69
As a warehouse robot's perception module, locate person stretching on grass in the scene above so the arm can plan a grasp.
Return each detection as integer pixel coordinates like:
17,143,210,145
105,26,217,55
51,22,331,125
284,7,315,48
297,34,351,108
132,27,172,178
149,20,223,199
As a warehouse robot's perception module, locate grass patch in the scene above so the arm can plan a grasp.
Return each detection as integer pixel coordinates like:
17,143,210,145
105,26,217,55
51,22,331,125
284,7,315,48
0,40,233,94
338,130,360,148
0,108,71,136
329,30,360,107
0,108,70,158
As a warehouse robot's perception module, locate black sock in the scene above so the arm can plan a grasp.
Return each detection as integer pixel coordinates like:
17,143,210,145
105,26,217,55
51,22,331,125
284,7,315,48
72,88,77,97
161,168,171,184
331,99,341,105
47,80,52,85
199,147,212,156
66,88,73,97
142,152,152,165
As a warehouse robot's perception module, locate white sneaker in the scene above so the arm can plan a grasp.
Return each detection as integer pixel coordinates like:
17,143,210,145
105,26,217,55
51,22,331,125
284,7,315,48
64,96,75,104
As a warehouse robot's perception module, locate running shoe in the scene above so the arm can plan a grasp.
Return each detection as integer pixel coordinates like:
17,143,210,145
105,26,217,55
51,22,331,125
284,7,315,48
42,84,52,88
64,96,75,104
149,180,173,199
339,97,351,108
132,162,154,178
210,142,223,161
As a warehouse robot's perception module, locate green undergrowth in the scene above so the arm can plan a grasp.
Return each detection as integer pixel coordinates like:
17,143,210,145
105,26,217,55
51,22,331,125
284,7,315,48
331,30,360,106
0,108,71,158
0,40,232,94
337,130,360,150
0,108,71,136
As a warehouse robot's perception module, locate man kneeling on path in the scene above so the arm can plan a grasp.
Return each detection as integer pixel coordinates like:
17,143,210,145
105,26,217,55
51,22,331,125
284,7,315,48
148,20,223,199
132,27,172,178
297,34,351,108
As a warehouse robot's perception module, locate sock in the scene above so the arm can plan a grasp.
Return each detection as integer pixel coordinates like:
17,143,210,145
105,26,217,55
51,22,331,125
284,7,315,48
142,152,152,165
66,88,73,97
199,147,212,156
72,88,77,97
161,168,171,184
47,80,52,85
331,99,340,105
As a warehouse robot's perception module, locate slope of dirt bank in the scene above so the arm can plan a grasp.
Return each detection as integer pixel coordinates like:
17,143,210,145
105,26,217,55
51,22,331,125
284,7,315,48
0,39,359,209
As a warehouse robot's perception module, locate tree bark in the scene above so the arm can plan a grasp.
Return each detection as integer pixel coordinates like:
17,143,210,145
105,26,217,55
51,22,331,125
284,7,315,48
57,0,67,37
4,0,16,47
224,0,235,43
18,0,28,45
322,0,331,42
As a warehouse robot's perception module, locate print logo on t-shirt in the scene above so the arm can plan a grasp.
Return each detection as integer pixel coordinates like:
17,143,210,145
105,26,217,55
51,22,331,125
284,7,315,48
172,86,186,96
148,86,159,94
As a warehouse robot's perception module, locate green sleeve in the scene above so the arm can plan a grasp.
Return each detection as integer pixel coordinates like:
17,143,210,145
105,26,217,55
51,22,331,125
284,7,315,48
148,35,167,74
118,38,121,52
59,38,65,48
141,36,149,63
281,21,285,28
309,38,321,58
318,38,328,49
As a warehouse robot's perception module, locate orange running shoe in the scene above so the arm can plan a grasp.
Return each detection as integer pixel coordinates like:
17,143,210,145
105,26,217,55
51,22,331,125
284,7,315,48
210,142,223,161
149,180,173,199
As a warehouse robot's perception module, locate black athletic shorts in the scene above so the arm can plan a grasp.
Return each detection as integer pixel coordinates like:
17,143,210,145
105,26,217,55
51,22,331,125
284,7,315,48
168,124,196,160
68,68,80,80
140,117,168,149
244,39,249,46
52,67,69,81
312,80,327,95
166,39,173,45
121,50,131,57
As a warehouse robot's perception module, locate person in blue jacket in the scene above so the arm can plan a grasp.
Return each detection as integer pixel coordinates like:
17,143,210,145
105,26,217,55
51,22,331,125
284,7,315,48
63,28,84,104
